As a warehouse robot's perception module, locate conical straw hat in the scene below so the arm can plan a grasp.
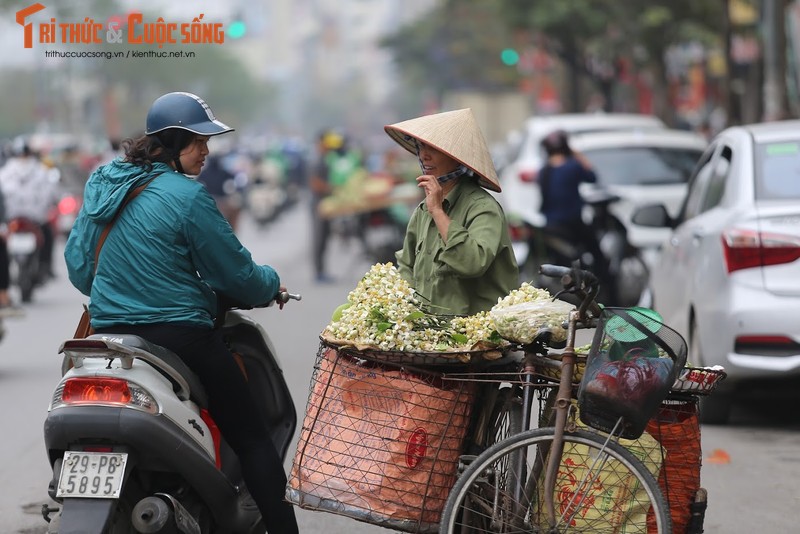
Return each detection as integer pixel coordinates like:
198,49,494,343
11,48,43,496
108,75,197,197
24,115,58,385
384,108,501,192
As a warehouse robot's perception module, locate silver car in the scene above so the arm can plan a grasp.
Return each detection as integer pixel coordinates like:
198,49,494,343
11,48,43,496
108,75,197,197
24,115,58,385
633,120,800,423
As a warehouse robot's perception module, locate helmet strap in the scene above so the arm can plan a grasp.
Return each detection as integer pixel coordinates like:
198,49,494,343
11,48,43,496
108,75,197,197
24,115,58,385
152,132,187,173
173,154,185,174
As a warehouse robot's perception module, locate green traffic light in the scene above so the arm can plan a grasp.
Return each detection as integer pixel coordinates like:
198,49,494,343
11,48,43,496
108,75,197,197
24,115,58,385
501,48,519,66
228,20,246,39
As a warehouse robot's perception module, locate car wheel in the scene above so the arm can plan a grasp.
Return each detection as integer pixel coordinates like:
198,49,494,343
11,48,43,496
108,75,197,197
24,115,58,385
691,318,733,424
615,252,649,307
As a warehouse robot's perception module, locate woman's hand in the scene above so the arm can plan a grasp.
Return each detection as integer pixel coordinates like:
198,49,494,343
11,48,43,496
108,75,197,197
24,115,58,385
417,174,444,214
417,174,452,241
277,285,287,309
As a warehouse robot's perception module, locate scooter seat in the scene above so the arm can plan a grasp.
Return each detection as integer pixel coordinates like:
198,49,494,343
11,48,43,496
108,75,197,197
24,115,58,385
86,334,209,407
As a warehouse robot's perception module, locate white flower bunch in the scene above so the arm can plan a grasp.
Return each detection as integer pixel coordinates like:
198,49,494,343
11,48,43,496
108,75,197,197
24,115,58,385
324,263,453,351
492,282,553,309
450,311,496,347
489,282,571,344
324,265,568,352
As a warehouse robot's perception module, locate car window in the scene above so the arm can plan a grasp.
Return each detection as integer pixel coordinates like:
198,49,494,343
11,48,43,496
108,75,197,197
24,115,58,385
678,147,716,222
582,146,703,186
700,145,732,211
755,140,800,199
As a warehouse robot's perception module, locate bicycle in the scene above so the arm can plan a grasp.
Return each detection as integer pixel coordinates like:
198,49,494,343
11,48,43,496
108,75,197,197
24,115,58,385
438,262,689,533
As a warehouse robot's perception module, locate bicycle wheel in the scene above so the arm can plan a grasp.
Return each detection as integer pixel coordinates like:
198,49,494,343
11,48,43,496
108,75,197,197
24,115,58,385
440,427,671,533
486,386,523,448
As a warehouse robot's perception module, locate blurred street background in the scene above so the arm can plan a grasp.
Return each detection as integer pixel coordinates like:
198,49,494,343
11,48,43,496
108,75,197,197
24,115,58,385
2,0,800,533
0,0,795,160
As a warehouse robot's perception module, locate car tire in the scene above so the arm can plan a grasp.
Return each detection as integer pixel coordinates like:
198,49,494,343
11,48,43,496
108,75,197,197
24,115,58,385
691,318,732,424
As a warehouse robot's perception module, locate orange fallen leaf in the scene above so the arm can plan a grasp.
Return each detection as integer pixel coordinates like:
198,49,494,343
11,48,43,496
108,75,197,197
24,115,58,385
705,448,731,464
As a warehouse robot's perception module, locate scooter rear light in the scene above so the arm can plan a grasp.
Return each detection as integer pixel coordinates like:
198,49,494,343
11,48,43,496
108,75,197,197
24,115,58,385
58,195,78,215
53,378,158,414
83,446,114,453
519,169,538,183
508,223,530,242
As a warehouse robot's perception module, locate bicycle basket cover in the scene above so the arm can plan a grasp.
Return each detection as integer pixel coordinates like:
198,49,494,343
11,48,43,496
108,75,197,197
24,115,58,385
603,306,663,343
578,307,687,439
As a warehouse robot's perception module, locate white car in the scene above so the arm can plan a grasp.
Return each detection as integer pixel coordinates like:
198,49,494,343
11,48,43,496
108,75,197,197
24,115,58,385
497,112,666,227
571,129,708,253
633,119,800,423
510,128,706,307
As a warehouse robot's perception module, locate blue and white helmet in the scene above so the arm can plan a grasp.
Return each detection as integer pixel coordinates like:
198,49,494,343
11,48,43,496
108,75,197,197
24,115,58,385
145,92,234,137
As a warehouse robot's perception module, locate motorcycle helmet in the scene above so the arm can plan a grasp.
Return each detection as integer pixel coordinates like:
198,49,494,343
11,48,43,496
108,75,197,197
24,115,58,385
145,92,233,137
541,129,572,157
144,92,233,175
319,129,345,151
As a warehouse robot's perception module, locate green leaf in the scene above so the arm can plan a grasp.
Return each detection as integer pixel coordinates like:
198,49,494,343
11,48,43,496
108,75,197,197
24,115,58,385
450,333,469,345
404,311,426,322
370,307,388,322
377,322,394,333
489,330,503,344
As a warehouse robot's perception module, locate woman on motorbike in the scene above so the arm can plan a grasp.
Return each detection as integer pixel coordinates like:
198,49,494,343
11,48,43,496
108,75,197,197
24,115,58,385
385,108,519,315
538,129,615,299
64,92,298,534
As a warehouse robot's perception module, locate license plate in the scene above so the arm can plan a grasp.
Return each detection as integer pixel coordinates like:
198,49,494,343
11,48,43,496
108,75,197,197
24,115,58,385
7,233,36,254
57,451,128,499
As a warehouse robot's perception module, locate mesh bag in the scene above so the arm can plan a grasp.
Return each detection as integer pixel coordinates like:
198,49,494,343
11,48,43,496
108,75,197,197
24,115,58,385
285,343,477,533
577,307,688,440
645,397,702,534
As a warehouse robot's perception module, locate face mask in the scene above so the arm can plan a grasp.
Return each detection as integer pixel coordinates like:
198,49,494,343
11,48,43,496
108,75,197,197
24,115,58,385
409,137,470,184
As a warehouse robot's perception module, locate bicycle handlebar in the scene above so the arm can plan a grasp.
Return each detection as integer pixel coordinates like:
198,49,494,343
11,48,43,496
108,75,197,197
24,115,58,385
539,263,599,287
539,262,602,321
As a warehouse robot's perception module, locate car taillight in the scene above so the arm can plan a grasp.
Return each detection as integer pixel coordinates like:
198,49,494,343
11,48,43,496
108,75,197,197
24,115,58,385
53,377,158,414
722,228,800,273
519,170,538,183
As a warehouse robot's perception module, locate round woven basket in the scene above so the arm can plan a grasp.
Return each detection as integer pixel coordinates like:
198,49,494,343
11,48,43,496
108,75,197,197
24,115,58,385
319,335,513,366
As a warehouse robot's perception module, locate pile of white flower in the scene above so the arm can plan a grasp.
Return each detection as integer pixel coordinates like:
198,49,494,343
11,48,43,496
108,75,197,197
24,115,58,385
323,264,568,353
324,263,455,351
490,282,572,344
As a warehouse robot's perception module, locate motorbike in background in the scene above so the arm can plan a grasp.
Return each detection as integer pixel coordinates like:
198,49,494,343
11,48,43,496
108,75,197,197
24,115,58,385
510,188,649,307
41,291,300,534
7,216,46,303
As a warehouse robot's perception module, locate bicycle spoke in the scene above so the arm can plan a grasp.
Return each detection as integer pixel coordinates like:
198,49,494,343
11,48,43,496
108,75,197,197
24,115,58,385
441,428,670,533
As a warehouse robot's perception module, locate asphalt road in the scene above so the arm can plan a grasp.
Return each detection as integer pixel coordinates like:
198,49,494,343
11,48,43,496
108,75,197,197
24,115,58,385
0,200,798,533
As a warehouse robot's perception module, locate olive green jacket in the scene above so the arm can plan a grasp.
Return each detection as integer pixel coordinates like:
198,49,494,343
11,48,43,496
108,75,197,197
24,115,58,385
396,178,519,315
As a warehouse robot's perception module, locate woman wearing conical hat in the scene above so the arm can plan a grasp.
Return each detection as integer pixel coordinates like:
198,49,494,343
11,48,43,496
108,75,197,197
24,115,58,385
385,108,519,315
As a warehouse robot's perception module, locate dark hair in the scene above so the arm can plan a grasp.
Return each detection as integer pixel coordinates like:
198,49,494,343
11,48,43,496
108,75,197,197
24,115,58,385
541,130,573,157
122,129,196,171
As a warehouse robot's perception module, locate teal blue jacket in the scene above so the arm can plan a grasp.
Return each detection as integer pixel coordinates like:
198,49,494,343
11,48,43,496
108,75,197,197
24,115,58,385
65,160,280,329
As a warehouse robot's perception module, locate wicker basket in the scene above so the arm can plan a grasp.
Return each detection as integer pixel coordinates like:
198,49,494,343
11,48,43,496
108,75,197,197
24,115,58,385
286,342,477,533
319,333,511,365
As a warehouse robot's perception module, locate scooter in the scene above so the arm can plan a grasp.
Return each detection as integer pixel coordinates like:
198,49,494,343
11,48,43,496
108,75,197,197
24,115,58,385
7,216,46,303
510,189,648,307
41,291,300,534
